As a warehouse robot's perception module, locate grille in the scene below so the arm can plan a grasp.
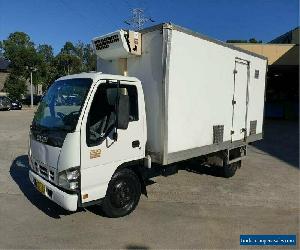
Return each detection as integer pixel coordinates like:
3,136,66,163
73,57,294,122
213,125,224,144
31,157,56,183
49,171,55,181
39,165,48,177
250,120,257,135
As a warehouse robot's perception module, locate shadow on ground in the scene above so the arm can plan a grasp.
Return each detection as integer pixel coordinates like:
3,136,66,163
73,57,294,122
252,120,299,168
10,155,78,219
179,162,225,177
86,205,108,217
125,245,149,249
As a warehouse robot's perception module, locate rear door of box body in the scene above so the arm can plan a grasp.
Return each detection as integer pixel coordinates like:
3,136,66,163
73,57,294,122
231,60,249,141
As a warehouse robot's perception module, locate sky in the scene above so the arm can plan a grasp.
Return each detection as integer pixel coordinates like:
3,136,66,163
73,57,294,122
0,0,299,54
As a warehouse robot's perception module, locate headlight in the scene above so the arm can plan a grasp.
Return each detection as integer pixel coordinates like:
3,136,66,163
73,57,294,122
58,167,80,190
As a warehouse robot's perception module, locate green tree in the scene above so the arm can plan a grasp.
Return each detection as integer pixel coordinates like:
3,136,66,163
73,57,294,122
226,39,248,43
74,42,96,72
2,32,98,96
54,41,82,76
2,32,38,77
54,53,82,76
36,44,58,89
83,43,96,71
249,38,262,43
37,44,54,62
74,41,85,71
2,32,40,97
4,75,27,99
0,41,3,55
61,41,77,55
227,38,263,43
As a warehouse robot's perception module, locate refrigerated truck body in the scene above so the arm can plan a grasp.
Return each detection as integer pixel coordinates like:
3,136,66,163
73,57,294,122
28,23,267,217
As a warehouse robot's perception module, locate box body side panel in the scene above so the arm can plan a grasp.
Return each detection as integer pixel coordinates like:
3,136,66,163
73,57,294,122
167,29,266,157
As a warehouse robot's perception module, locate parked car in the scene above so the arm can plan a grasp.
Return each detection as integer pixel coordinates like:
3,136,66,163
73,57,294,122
8,98,22,110
0,96,11,111
22,95,42,106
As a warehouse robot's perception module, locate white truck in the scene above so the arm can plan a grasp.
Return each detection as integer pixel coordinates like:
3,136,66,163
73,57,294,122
28,23,267,217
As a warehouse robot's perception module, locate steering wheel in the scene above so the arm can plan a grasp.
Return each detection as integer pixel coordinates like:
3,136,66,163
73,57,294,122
57,112,65,119
64,110,80,124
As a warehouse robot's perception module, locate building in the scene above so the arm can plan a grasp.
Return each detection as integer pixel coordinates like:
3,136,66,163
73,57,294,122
229,27,299,120
0,57,10,96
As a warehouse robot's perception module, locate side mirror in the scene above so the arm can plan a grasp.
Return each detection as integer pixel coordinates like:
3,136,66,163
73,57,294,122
117,94,130,130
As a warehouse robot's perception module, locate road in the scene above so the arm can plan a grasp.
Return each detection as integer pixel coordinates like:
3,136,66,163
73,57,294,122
0,109,299,249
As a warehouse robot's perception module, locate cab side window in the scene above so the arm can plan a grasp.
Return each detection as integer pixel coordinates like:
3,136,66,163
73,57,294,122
86,84,138,147
87,85,116,146
124,85,139,121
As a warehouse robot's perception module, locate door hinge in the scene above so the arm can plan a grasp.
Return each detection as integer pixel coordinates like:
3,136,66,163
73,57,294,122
232,99,236,105
233,69,238,74
231,130,234,135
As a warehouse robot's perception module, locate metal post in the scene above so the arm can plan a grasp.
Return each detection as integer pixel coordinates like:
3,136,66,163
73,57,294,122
30,71,33,108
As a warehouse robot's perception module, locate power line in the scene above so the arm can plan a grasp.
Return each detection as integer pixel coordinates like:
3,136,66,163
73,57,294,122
124,8,154,30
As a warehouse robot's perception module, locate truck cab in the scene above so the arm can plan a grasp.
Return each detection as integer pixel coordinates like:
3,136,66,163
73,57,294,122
28,72,147,217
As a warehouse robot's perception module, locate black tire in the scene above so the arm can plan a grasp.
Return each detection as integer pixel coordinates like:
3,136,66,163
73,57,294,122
101,168,141,218
223,161,241,178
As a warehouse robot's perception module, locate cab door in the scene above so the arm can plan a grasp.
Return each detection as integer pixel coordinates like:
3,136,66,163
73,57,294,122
79,80,145,203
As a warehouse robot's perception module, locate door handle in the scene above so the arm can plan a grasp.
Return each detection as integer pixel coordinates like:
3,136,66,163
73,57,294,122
132,140,140,148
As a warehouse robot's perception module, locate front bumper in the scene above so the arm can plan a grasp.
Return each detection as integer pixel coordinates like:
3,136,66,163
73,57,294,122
29,170,78,211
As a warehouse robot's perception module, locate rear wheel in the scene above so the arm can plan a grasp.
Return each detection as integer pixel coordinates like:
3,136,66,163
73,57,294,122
223,161,241,178
102,168,141,218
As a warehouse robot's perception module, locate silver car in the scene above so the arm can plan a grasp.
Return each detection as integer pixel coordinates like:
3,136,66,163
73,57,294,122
0,96,12,111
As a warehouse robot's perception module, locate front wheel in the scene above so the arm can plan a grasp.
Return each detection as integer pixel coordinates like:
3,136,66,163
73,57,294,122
101,169,141,218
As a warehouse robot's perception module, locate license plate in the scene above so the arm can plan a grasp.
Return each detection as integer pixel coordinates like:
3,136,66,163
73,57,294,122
35,179,45,194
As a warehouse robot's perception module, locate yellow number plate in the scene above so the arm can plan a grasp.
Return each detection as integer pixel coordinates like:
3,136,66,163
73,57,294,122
35,179,45,194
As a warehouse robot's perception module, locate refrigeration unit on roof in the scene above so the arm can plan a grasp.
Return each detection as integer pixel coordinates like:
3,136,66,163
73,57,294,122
92,30,141,60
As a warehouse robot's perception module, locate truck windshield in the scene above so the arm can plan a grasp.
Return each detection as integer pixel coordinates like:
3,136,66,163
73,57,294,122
33,78,92,132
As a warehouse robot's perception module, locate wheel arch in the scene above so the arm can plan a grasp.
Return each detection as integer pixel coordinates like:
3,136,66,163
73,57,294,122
114,159,147,197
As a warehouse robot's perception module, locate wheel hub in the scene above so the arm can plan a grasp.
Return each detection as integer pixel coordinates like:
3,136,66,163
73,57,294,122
111,180,133,208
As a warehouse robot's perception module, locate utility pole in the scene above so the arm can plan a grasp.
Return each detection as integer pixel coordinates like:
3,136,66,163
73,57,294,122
30,71,33,108
124,8,155,30
26,66,38,108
